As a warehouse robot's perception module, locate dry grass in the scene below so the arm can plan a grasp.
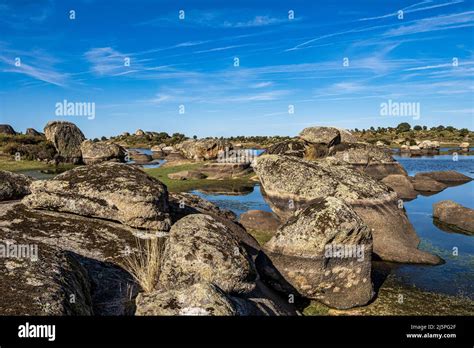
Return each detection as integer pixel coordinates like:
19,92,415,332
120,237,166,293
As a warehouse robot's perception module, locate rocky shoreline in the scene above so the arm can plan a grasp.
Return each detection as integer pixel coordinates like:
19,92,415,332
0,121,473,315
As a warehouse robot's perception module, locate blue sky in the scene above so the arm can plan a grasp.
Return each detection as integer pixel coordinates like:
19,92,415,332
0,0,473,139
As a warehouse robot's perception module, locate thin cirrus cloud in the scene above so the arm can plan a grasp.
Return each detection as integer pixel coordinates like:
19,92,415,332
0,47,69,87
383,10,474,36
139,10,291,28
357,0,465,21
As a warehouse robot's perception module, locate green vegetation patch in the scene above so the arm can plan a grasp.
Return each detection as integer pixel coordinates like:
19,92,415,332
145,162,255,192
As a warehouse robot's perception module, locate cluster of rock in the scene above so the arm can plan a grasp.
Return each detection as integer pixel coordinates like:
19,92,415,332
267,126,406,180
0,124,43,136
0,164,298,316
400,140,440,156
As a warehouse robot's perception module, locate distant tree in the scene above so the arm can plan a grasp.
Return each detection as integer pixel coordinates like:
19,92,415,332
436,125,445,131
354,128,359,132
459,128,469,137
422,126,427,131
370,126,375,131
413,125,422,131
396,122,411,133
193,135,197,140
445,126,455,132
101,136,107,141
93,138,99,142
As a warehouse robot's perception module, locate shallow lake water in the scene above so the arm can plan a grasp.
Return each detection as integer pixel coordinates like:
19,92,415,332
196,154,474,299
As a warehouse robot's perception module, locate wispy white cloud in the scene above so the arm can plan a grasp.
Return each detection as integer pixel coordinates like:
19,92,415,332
0,47,69,86
358,0,465,22
383,11,474,37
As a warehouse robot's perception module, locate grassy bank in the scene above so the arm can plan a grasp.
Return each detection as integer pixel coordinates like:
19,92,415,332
145,162,255,193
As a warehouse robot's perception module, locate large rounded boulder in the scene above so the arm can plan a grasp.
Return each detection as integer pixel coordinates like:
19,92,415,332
254,154,442,265
80,140,126,164
44,121,85,163
158,214,257,293
327,142,407,179
265,197,373,309
23,162,171,231
176,139,232,161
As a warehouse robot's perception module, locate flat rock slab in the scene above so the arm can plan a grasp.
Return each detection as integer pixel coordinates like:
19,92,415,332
415,171,472,185
0,202,139,315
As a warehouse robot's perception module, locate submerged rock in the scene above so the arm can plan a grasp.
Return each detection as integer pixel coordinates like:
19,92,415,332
239,210,281,234
415,171,472,186
0,171,32,201
382,174,418,200
265,197,373,309
80,140,126,165
254,154,442,265
44,121,85,163
433,200,474,235
23,162,171,231
412,175,447,193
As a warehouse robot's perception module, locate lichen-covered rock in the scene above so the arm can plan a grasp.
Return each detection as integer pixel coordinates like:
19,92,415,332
80,140,126,164
328,143,407,179
239,210,281,233
0,170,32,201
254,155,442,265
0,202,140,315
299,126,341,145
23,162,171,231
44,121,85,163
136,283,237,316
176,139,232,161
382,174,418,200
266,139,306,158
415,171,472,186
159,214,257,293
265,197,373,309
0,124,16,135
433,200,474,235
337,128,358,143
